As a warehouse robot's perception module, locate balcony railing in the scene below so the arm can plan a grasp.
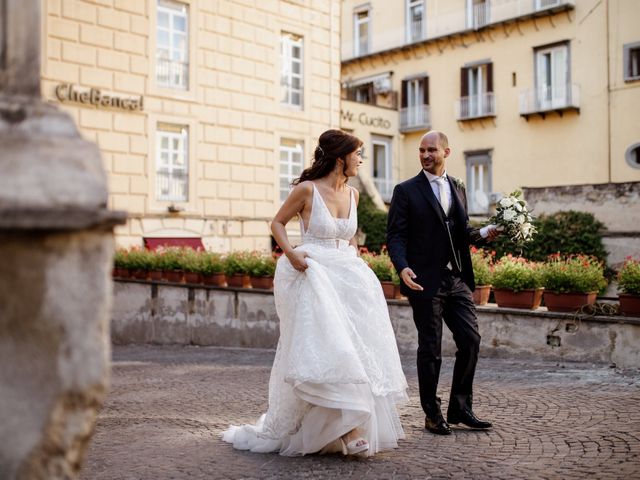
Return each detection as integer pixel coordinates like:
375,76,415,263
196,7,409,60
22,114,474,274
157,169,188,202
455,93,496,120
469,2,490,29
373,177,394,203
156,57,189,90
400,104,431,131
519,83,580,116
409,18,425,42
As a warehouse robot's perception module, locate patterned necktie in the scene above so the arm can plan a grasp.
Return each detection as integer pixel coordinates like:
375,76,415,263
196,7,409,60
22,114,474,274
436,177,449,215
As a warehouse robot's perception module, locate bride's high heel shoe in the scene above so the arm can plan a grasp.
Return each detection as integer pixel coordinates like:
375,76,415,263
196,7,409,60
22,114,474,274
340,436,369,456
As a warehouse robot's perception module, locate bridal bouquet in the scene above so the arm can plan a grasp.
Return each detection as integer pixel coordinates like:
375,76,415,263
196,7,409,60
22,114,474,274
491,190,536,247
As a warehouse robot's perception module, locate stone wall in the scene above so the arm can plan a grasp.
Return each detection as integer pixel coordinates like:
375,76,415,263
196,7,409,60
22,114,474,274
112,280,640,368
524,182,640,267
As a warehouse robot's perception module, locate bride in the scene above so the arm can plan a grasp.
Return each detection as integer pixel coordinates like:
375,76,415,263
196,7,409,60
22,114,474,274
222,129,408,456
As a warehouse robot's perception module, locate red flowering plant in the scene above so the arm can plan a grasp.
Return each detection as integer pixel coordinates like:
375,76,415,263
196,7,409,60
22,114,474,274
540,253,607,294
617,257,640,296
491,255,543,292
470,246,494,286
361,249,398,284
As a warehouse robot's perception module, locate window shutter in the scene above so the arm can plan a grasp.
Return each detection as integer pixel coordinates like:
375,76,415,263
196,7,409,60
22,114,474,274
423,76,429,105
487,63,493,92
460,67,468,97
401,80,408,108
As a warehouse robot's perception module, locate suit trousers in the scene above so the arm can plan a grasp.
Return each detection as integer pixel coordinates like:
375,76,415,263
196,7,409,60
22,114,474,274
408,269,481,418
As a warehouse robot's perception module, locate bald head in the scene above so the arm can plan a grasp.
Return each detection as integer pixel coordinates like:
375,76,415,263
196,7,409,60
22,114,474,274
422,130,449,149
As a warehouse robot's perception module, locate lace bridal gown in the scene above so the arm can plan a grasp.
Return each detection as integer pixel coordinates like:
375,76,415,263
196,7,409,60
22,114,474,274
222,184,408,456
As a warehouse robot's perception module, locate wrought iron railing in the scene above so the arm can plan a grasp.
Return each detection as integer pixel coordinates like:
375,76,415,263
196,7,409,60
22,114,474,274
519,83,580,114
156,168,188,202
400,104,431,130
455,92,496,120
156,57,189,90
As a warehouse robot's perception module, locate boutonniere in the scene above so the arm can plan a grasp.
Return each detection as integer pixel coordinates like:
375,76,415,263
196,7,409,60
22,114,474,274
452,177,465,190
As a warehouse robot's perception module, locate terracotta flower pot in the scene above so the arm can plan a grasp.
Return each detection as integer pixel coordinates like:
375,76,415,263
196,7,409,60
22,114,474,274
544,291,597,312
226,274,251,288
619,293,640,317
148,270,163,281
163,270,184,283
394,284,402,299
202,273,226,286
184,272,202,284
381,281,396,299
250,276,274,290
472,285,491,306
130,269,148,280
494,288,544,310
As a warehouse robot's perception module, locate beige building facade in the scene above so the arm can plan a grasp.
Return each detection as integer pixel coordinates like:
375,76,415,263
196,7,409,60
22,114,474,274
341,0,640,217
41,0,341,250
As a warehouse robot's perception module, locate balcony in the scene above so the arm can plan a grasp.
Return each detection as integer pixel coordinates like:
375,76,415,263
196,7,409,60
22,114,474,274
468,2,490,29
157,169,188,202
519,84,580,119
455,93,496,120
156,57,189,90
373,177,395,203
399,104,431,132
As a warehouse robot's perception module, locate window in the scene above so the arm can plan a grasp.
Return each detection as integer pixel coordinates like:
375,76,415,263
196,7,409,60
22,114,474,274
467,0,489,29
371,136,393,202
354,8,370,56
406,0,424,43
281,33,303,108
156,0,189,90
624,42,640,82
346,82,374,104
535,0,561,10
156,124,189,202
279,139,303,202
535,43,569,110
465,151,492,215
400,76,430,130
625,143,640,169
458,62,494,119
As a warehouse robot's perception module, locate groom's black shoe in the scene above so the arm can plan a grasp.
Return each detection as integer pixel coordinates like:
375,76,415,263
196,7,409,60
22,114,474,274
447,409,492,429
424,414,452,435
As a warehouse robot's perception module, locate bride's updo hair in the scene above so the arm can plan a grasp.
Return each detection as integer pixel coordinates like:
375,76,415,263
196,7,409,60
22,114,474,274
292,129,363,185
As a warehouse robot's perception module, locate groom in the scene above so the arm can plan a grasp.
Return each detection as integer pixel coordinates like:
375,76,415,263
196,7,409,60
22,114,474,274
387,131,498,435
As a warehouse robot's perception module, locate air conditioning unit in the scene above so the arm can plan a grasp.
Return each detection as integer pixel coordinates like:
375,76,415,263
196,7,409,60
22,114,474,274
488,192,503,204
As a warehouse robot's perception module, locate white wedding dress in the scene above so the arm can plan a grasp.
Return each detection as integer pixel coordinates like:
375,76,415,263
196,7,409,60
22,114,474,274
222,184,408,456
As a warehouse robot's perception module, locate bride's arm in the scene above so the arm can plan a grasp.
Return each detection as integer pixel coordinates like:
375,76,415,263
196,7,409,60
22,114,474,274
271,182,312,271
349,188,360,255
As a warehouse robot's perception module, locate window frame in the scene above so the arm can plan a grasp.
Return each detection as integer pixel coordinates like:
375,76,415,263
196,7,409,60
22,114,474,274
623,41,640,82
279,139,304,203
465,150,492,215
354,6,371,57
155,124,190,203
406,0,425,43
534,41,570,110
156,0,189,90
371,135,393,202
280,32,304,109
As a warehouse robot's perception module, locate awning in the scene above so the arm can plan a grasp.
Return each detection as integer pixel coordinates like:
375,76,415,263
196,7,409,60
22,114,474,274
144,237,204,251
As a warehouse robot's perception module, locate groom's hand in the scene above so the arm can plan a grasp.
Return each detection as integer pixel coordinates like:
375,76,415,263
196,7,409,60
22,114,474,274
400,267,423,291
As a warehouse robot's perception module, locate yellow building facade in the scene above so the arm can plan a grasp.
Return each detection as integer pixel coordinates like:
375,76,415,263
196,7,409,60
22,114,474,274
340,0,640,216
41,0,341,250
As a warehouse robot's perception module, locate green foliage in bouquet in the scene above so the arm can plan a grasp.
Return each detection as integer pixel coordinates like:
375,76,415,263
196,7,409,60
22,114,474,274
618,257,640,296
470,247,493,286
357,193,388,253
540,253,607,294
491,255,543,292
490,190,536,248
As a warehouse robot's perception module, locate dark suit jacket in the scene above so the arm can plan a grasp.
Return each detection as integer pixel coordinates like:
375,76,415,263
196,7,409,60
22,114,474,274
386,171,486,298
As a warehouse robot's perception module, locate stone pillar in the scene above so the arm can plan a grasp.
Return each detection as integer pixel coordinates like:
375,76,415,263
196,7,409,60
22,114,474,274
0,1,125,479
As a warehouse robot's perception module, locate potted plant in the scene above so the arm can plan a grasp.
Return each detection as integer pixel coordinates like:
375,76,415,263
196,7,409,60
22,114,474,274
147,249,163,281
198,251,226,286
540,254,607,312
617,257,640,316
470,247,493,306
223,251,251,288
362,251,396,299
156,247,184,283
126,247,153,280
492,255,544,309
179,248,202,284
113,248,130,278
248,253,277,290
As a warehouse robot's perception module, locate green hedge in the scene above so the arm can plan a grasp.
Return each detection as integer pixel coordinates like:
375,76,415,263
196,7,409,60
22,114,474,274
489,210,607,263
357,193,388,253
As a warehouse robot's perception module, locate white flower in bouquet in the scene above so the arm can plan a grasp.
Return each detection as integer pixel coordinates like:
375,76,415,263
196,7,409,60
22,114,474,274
490,190,537,246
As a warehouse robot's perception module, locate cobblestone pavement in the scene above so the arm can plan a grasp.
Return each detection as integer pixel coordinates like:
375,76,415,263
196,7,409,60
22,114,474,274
80,346,640,480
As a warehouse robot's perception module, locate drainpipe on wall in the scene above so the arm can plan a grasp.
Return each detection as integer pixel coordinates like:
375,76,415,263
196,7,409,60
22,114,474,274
606,0,612,183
